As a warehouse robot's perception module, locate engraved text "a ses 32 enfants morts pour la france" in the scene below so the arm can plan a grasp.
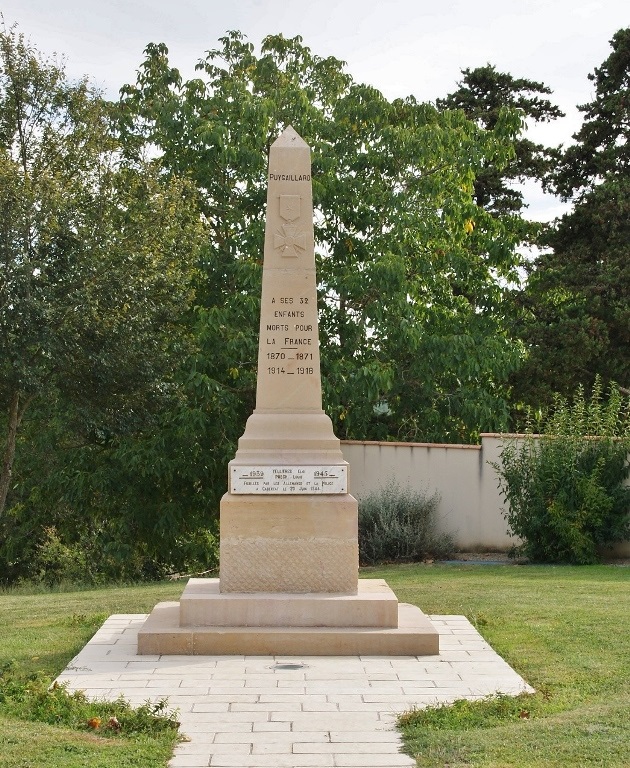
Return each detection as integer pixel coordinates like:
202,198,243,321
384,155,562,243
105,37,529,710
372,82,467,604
265,296,315,375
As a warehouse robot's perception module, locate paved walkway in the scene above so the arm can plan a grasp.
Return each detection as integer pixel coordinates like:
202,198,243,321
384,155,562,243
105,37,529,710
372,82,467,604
56,615,533,768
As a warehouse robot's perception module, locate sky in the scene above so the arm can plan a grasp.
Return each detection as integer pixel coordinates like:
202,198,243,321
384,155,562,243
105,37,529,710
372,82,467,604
2,0,628,221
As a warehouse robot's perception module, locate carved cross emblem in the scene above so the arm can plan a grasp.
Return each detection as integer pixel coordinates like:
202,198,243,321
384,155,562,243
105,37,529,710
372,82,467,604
275,195,306,257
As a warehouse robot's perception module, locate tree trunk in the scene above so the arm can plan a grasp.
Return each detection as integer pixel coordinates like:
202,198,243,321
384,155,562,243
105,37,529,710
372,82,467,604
0,391,28,518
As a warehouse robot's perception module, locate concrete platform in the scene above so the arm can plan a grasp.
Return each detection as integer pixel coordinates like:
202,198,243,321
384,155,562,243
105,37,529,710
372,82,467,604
56,613,533,768
138,600,439,656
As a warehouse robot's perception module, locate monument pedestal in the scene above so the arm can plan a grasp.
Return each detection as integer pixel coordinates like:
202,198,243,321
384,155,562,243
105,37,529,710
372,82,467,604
139,484,438,655
138,579,438,656
139,489,439,654
137,127,438,656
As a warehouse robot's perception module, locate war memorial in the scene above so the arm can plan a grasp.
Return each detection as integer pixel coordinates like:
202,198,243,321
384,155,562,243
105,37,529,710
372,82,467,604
138,127,438,656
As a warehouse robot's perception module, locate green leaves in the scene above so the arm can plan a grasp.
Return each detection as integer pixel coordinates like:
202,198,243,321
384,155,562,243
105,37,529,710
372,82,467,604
0,24,204,562
116,31,528,445
513,30,629,414
438,64,564,219
554,27,630,200
0,27,199,415
495,379,630,564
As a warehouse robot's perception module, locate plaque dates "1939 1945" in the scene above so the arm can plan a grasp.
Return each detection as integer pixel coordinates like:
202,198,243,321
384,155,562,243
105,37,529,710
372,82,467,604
265,295,316,376
231,466,347,494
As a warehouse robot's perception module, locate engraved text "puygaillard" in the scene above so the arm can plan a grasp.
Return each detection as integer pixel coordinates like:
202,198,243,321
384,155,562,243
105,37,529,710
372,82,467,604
269,173,311,181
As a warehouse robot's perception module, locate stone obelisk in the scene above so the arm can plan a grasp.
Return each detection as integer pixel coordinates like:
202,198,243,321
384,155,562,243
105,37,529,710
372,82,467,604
137,127,439,655
220,126,357,595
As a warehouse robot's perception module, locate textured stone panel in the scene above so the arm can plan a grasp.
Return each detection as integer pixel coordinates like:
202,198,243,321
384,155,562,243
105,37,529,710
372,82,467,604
220,538,358,593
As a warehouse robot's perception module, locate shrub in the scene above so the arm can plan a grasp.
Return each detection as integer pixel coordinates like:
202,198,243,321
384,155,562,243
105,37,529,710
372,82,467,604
0,518,219,588
31,527,93,587
358,481,453,565
495,380,630,564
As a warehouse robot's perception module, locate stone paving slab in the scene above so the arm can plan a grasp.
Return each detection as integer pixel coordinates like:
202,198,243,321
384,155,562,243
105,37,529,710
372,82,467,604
56,615,533,768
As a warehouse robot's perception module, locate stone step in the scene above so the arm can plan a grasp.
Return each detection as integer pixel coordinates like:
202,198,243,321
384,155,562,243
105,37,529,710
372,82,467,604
179,578,399,628
137,601,439,656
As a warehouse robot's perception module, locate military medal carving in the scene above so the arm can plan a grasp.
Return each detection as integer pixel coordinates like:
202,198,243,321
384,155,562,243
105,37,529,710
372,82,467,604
274,194,306,257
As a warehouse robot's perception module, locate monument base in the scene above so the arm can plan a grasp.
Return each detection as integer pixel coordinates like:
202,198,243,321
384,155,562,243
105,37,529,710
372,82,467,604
137,578,439,656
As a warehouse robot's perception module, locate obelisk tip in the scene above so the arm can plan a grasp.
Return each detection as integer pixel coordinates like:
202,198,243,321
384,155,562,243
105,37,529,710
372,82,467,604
272,125,309,148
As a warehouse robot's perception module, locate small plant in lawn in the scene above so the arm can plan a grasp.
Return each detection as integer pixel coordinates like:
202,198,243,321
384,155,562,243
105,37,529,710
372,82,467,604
494,378,630,564
0,660,180,737
65,612,109,629
358,481,454,565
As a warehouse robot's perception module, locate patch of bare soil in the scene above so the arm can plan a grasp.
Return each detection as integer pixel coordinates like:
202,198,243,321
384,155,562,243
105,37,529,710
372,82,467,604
445,552,523,564
444,551,630,565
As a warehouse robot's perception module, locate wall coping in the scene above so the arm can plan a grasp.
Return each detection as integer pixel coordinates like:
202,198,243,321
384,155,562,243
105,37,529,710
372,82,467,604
480,432,541,439
341,439,481,451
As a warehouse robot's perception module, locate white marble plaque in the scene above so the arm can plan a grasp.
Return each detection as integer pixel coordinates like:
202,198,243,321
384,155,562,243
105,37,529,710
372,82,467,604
231,465,347,494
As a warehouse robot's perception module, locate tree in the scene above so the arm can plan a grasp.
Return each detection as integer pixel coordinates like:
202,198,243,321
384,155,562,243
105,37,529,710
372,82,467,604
437,65,563,220
514,29,630,408
118,32,528,445
515,179,630,407
554,27,630,199
0,25,201,519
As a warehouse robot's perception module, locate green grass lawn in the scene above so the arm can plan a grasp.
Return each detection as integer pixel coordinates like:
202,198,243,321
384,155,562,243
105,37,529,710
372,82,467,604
368,563,630,768
0,566,628,767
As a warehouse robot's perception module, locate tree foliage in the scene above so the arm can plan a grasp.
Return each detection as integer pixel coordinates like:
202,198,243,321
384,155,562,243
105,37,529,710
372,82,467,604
514,29,630,409
437,64,563,219
516,178,630,406
118,32,527,445
554,27,630,200
0,24,203,575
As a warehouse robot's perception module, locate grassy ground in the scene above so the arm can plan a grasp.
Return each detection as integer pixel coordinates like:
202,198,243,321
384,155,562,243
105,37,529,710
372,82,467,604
368,563,630,768
0,582,184,768
0,567,628,767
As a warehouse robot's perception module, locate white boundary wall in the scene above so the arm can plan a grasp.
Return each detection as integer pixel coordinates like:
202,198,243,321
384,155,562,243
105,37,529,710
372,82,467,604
341,434,630,555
